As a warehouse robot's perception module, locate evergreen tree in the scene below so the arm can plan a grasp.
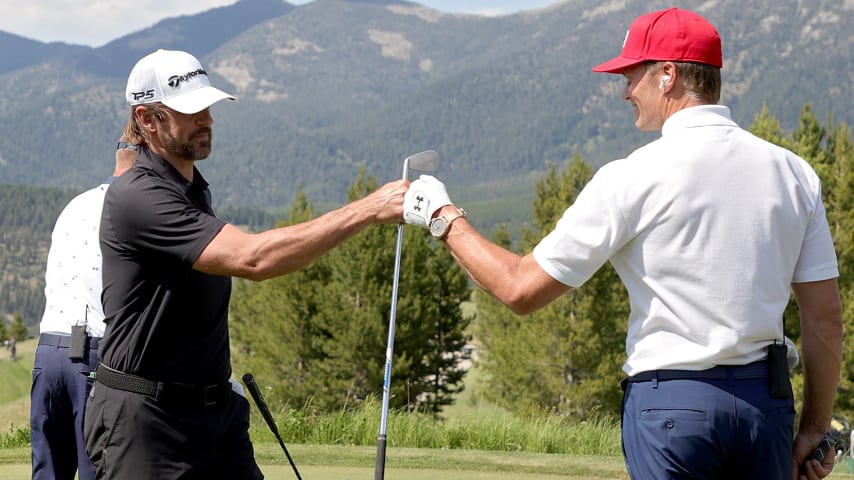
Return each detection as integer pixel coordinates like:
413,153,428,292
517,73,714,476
476,154,628,417
230,171,472,413
749,103,789,149
10,312,29,340
230,184,335,406
753,106,854,419
824,119,854,416
797,112,854,418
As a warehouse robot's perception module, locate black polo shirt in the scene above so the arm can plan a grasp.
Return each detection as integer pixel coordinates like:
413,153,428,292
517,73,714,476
99,148,230,385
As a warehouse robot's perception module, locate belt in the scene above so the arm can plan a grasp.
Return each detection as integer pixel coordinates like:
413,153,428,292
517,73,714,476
95,363,230,407
627,360,768,383
39,333,100,350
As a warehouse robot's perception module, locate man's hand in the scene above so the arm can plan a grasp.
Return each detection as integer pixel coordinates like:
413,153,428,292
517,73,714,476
403,175,452,227
792,431,836,480
357,179,410,224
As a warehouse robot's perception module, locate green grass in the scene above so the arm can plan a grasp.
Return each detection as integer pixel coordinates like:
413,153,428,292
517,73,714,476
0,339,34,441
0,444,629,479
0,343,33,404
3,339,853,479
244,394,620,455
2,444,852,479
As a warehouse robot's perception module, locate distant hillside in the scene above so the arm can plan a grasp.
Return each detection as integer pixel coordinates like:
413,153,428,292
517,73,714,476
0,185,75,325
0,31,90,75
0,0,850,210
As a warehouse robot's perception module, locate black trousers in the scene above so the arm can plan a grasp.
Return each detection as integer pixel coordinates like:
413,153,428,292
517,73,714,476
83,382,264,479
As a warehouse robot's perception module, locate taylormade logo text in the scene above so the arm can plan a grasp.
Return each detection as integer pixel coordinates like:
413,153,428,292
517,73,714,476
167,69,208,89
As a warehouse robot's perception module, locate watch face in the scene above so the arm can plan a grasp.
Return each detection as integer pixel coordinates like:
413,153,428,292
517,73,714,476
429,217,446,237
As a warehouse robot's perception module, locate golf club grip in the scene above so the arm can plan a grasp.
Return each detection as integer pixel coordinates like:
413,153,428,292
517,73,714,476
375,435,387,480
798,432,838,475
242,373,280,435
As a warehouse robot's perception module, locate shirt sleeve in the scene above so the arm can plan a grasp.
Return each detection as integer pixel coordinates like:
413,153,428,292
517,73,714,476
791,182,839,283
532,166,629,287
104,178,226,266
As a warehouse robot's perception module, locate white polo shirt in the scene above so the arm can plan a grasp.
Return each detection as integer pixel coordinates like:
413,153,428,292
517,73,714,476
40,181,112,337
533,105,838,375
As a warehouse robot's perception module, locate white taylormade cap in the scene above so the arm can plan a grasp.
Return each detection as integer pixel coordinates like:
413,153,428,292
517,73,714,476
126,49,235,114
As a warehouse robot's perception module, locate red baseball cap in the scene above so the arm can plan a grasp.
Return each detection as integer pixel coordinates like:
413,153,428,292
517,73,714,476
592,7,722,74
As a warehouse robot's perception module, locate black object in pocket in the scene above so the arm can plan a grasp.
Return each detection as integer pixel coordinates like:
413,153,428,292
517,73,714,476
767,342,792,399
69,325,87,360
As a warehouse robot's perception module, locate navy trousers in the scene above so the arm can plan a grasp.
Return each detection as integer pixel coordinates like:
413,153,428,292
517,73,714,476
621,364,794,480
30,334,100,480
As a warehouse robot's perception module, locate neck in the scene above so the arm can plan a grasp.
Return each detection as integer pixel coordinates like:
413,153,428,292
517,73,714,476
151,145,195,181
662,96,711,125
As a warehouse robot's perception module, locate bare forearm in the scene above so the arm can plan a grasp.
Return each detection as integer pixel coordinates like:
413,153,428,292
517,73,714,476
196,180,407,279
444,219,522,295
443,217,571,314
799,311,843,431
793,279,843,433
248,202,379,278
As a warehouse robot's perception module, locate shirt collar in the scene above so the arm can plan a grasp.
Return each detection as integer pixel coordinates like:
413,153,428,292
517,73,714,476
661,105,738,137
135,147,210,191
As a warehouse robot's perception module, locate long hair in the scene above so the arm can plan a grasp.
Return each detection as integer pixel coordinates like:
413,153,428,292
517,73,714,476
122,102,170,148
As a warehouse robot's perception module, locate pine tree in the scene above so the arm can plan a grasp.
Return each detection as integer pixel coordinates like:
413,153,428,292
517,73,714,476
476,154,628,417
816,117,854,416
10,312,29,341
754,106,854,419
229,184,335,406
0,315,7,343
749,103,789,149
229,170,472,413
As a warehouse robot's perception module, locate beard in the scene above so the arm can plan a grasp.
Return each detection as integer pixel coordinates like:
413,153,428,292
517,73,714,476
159,126,213,161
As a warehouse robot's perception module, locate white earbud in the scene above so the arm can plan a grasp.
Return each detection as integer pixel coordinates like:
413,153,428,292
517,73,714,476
659,75,671,89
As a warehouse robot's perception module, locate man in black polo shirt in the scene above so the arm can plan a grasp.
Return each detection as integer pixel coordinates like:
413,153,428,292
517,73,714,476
84,49,408,479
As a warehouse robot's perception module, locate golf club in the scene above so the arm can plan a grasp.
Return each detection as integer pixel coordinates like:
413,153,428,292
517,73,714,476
375,150,439,480
242,373,302,480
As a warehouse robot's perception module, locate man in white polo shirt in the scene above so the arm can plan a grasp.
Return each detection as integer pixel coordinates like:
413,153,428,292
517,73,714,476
30,139,137,480
403,7,842,480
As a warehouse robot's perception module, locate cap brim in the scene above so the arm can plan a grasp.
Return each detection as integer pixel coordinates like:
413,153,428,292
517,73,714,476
163,86,236,114
591,56,646,74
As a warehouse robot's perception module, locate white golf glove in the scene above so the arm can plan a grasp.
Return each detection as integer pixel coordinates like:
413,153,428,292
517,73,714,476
403,175,452,228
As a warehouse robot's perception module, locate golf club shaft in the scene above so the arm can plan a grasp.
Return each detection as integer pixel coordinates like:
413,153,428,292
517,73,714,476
376,151,438,480
375,158,412,480
243,373,302,480
376,222,403,480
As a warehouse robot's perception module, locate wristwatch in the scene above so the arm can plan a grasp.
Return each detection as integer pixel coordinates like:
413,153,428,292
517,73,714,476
429,206,466,240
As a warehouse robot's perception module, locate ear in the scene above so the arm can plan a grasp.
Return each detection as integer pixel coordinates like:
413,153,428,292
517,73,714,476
134,105,159,132
659,62,677,91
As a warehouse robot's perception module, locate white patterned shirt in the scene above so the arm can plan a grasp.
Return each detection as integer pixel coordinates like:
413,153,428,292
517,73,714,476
40,180,113,337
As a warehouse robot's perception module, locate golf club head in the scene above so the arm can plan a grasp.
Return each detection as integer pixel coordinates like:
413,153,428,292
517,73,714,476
402,150,439,179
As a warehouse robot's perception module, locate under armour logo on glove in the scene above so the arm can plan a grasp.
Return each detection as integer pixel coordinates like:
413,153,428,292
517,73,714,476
404,188,432,227
403,175,453,228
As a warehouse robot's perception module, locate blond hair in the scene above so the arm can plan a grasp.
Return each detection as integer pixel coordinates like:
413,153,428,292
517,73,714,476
122,102,171,148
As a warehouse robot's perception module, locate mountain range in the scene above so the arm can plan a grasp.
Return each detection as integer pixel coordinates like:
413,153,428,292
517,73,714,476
0,0,851,211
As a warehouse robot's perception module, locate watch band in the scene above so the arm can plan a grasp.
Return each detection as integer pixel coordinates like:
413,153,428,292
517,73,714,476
432,206,466,240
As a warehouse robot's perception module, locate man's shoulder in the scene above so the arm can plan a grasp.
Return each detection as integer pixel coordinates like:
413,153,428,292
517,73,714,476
56,183,109,217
